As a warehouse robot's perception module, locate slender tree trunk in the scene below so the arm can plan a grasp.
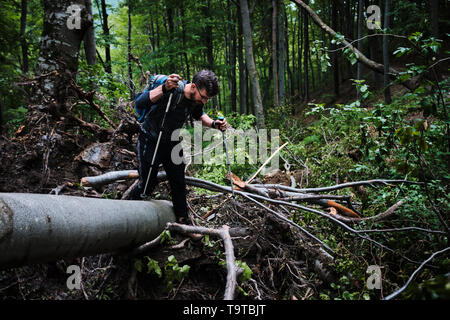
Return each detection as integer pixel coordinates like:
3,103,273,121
383,0,391,104
180,3,190,80
101,0,111,73
83,0,97,66
228,0,237,113
297,9,303,100
202,0,216,106
20,0,29,74
238,9,247,115
331,0,339,96
127,0,134,99
368,28,381,89
286,9,293,101
309,42,315,90
239,0,265,128
356,0,364,99
430,0,439,39
303,3,310,101
278,0,286,105
345,0,354,79
272,0,279,106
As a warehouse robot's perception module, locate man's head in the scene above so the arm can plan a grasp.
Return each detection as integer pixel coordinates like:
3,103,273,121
187,70,220,105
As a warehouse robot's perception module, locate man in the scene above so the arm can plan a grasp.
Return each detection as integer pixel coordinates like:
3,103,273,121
129,70,227,225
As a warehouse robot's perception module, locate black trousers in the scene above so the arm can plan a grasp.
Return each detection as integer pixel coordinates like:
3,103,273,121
129,133,187,220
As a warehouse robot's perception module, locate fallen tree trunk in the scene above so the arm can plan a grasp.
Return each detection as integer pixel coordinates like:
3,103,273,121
0,193,175,269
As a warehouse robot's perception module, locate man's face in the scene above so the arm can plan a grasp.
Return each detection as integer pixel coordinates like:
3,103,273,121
189,84,211,106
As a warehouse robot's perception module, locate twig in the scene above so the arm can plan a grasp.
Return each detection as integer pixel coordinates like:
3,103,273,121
246,142,289,184
252,179,423,193
384,247,450,300
166,222,238,300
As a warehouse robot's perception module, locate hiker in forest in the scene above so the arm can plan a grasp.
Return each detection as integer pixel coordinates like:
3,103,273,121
129,70,227,225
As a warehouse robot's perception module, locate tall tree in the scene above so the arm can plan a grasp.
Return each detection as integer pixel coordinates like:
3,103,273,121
239,0,264,128
272,0,279,106
83,0,97,66
95,0,111,73
356,0,364,99
331,0,339,97
20,0,28,74
297,8,303,100
227,0,237,113
238,8,248,115
383,0,392,104
36,0,97,104
278,0,286,105
303,3,310,101
127,0,134,99
429,0,439,39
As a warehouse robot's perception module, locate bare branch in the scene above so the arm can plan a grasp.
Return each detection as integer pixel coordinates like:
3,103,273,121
384,247,450,300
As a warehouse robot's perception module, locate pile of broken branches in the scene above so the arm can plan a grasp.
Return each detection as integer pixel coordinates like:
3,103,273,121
81,169,448,300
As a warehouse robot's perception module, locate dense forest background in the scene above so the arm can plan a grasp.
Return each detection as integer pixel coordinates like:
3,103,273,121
0,0,449,300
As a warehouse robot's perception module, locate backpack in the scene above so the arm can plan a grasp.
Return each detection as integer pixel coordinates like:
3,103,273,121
134,74,185,123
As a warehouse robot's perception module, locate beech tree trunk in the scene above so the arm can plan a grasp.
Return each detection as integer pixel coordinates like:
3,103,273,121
239,0,265,128
0,193,175,269
272,0,279,107
36,0,96,104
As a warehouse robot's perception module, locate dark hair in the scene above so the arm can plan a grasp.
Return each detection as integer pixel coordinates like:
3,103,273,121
192,70,220,97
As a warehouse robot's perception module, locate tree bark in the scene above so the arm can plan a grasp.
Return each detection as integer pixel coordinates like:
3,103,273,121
237,10,247,114
20,0,29,74
100,0,111,73
303,2,310,101
127,0,134,99
383,0,392,104
227,0,237,113
0,193,175,269
429,0,439,39
272,0,279,107
278,0,286,105
356,0,364,100
36,0,96,105
83,0,97,66
239,0,265,128
331,0,339,96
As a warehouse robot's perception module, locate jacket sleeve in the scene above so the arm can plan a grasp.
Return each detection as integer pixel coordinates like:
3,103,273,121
134,90,152,111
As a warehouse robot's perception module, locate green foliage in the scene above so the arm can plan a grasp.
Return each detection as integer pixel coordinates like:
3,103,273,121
164,255,190,290
134,255,190,291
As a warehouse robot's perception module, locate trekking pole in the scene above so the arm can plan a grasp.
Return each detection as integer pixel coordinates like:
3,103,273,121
140,92,173,198
217,116,235,198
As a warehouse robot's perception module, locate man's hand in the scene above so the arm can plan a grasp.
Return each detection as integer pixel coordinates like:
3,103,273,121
214,118,227,131
165,74,182,91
